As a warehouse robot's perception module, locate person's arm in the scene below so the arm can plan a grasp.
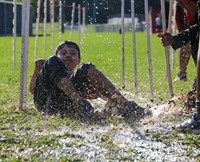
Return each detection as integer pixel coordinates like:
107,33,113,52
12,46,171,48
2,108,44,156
172,24,198,50
157,24,198,50
157,32,174,47
29,71,39,94
29,59,46,94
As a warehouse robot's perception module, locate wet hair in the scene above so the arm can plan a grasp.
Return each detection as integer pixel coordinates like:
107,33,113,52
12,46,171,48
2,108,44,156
55,40,81,59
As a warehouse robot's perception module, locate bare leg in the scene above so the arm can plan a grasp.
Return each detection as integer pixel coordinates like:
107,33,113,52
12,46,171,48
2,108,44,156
87,66,128,107
86,66,150,117
174,43,190,81
179,43,190,73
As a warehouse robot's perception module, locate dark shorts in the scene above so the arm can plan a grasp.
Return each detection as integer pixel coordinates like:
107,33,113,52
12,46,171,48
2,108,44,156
34,56,97,115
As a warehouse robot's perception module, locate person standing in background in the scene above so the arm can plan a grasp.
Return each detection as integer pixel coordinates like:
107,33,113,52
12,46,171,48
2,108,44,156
174,1,197,81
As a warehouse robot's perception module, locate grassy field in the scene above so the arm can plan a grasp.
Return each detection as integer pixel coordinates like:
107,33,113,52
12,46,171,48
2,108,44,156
0,28,196,107
0,28,199,161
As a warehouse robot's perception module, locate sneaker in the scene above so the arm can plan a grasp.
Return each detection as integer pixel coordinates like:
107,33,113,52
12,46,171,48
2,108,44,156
176,113,200,129
174,71,187,82
78,99,94,118
118,101,137,117
121,101,152,117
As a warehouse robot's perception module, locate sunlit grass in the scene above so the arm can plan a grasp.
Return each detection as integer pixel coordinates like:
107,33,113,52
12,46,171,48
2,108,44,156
80,31,196,103
0,28,196,109
0,27,198,160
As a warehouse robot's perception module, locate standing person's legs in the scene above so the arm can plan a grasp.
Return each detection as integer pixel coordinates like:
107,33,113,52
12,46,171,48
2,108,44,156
179,43,190,74
174,43,191,81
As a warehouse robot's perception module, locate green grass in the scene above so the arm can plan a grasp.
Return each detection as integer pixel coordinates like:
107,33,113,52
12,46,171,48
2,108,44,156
77,30,195,102
0,28,196,107
0,27,198,161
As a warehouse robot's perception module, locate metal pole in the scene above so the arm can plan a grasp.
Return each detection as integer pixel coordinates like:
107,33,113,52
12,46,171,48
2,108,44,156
13,0,17,69
168,0,175,69
59,0,62,42
121,0,125,89
43,0,47,59
131,0,138,96
34,0,41,60
168,0,174,33
19,0,30,109
145,0,154,101
50,0,54,55
160,0,174,97
171,0,176,69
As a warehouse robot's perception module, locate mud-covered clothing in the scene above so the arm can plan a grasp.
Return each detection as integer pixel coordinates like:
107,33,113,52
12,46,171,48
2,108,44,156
171,24,199,64
34,55,96,114
174,1,197,65
175,4,197,32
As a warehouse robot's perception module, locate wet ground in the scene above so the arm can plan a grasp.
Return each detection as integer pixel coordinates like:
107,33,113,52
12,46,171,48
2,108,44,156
32,92,200,161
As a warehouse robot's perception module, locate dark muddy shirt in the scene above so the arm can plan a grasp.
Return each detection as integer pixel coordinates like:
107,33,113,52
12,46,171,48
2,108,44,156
34,55,94,114
171,24,199,64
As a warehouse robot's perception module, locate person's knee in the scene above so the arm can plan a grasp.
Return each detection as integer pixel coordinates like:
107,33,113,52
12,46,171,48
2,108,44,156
76,63,96,77
78,63,95,71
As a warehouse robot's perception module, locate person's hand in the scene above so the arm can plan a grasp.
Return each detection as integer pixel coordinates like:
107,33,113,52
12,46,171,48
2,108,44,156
35,59,46,70
34,59,46,74
157,33,174,47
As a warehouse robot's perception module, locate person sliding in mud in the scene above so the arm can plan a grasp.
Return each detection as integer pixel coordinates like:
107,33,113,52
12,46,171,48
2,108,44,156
29,40,145,119
157,0,200,129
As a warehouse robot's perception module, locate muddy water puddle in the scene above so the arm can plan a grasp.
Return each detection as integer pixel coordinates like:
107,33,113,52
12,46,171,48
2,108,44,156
45,97,199,161
44,123,199,161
